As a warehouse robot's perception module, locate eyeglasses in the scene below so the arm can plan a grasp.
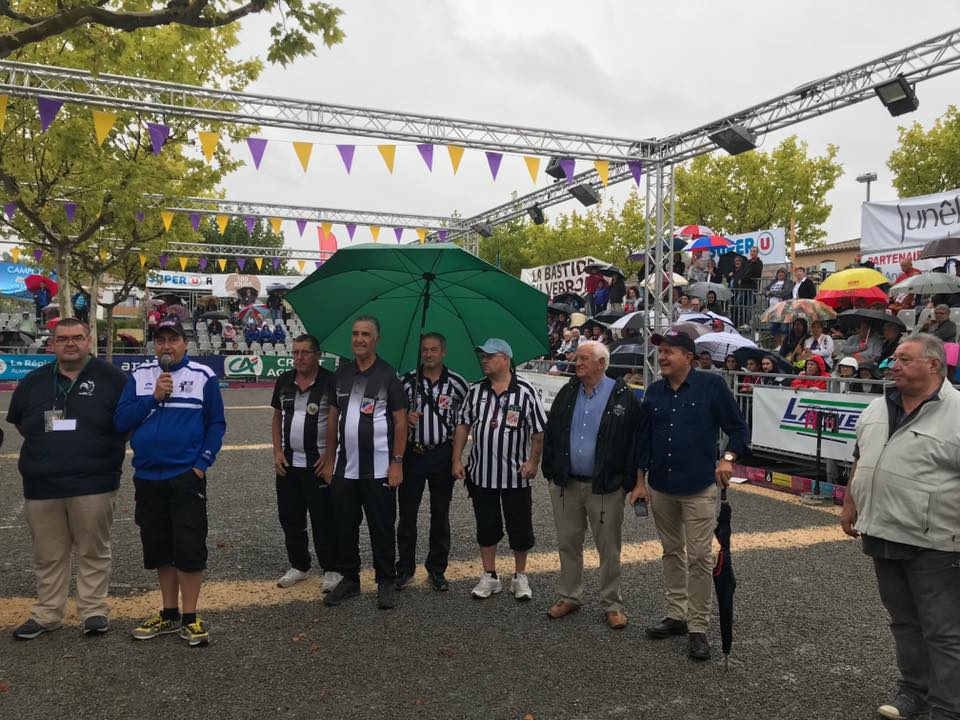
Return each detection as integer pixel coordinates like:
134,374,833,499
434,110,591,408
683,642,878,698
53,334,87,345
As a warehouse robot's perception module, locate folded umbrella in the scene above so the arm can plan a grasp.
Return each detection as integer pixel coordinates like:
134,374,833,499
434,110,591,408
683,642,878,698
714,488,736,671
695,332,757,363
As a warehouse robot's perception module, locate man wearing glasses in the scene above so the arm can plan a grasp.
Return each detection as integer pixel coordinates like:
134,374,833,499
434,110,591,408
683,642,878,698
8,318,128,640
270,335,340,593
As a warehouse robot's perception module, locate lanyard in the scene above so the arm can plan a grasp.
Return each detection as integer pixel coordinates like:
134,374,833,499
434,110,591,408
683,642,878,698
52,358,89,412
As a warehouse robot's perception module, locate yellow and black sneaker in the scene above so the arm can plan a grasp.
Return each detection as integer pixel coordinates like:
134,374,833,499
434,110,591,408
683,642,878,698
132,613,181,640
179,619,209,647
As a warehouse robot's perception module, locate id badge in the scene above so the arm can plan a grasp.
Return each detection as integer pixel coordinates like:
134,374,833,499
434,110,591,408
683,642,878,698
436,393,451,411
44,409,64,432
360,396,376,415
505,406,521,428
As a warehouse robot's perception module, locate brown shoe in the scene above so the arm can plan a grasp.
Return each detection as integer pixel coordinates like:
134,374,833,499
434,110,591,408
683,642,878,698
546,601,580,620
606,610,628,630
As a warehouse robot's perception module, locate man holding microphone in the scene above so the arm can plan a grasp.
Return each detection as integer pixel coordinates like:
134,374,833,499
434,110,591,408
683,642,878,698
115,318,226,647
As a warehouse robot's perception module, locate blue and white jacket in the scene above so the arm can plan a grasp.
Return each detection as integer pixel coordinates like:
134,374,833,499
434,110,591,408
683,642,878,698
115,355,226,481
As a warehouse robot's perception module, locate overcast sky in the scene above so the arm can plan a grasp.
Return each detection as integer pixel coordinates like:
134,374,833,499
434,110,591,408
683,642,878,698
219,0,960,257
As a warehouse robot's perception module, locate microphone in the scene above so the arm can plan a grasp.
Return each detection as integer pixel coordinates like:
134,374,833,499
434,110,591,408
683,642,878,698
159,353,173,399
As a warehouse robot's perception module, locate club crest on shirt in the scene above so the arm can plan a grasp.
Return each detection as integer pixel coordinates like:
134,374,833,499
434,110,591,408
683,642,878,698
78,380,95,397
360,397,376,415
179,380,194,393
307,402,320,415
437,394,451,410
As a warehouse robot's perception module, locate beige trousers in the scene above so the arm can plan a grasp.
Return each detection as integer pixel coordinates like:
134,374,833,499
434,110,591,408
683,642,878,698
24,491,117,626
649,484,717,633
549,481,625,612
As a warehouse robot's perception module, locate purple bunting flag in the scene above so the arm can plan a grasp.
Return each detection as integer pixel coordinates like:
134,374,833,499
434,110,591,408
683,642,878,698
271,257,280,270
485,151,503,181
237,258,246,271
627,160,643,186
246,137,268,169
190,213,201,231
135,210,145,223
417,144,434,171
296,219,307,237
3,202,15,221
147,123,171,156
198,257,208,271
337,145,355,173
346,223,357,241
559,158,576,183
33,249,42,263
63,202,77,222
394,227,404,244
244,216,256,234
315,260,323,269
37,97,64,132
159,254,169,269
438,229,448,243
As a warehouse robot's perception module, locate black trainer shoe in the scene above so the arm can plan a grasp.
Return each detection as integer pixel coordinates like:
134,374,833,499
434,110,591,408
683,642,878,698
645,617,689,640
323,578,361,607
81,616,109,636
427,571,449,592
377,583,397,609
12,618,55,640
688,632,711,661
394,571,413,591
877,693,930,720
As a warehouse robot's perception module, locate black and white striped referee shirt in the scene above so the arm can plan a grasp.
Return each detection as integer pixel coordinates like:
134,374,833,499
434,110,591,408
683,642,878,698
457,373,547,490
271,368,337,469
401,366,469,448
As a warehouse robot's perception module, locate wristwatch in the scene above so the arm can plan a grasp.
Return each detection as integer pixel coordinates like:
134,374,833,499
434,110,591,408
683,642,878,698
391,455,404,464
722,452,737,462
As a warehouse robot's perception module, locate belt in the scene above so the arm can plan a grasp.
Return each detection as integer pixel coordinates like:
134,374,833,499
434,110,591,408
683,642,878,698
569,474,592,483
410,440,451,455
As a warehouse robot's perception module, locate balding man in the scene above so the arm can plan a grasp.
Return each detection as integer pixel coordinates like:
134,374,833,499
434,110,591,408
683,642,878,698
541,341,641,629
891,258,923,312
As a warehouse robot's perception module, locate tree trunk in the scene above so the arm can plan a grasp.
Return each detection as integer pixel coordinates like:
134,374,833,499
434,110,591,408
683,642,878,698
54,245,74,319
88,273,99,356
104,306,115,362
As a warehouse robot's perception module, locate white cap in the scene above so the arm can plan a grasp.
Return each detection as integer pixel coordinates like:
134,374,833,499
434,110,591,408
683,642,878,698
838,356,859,371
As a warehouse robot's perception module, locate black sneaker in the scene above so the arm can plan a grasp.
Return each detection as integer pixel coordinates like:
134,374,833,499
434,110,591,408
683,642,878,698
377,583,397,610
427,571,449,592
12,618,55,640
645,617,689,640
877,693,929,719
688,632,711,661
81,616,109,636
394,571,414,591
323,578,361,607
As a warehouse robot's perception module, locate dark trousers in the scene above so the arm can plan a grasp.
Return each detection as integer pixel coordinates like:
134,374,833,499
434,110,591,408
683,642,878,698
874,550,960,719
396,445,455,576
330,476,396,584
276,467,336,573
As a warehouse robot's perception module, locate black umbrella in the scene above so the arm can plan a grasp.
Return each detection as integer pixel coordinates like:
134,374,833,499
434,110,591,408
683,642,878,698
714,488,736,671
593,309,625,324
716,252,746,276
548,302,577,316
919,234,960,260
577,318,610,334
598,265,624,278
732,347,796,375
610,343,646,369
583,262,611,275
202,311,230,320
837,308,905,332
552,292,584,309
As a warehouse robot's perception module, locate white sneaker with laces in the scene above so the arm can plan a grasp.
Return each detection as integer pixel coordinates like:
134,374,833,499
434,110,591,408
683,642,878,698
471,573,503,599
277,568,310,588
510,573,533,601
322,571,343,593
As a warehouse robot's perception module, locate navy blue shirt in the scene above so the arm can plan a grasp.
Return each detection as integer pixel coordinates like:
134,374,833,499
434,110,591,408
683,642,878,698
635,369,750,495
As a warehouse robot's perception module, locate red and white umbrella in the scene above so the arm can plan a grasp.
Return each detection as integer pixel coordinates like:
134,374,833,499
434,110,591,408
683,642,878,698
674,224,715,239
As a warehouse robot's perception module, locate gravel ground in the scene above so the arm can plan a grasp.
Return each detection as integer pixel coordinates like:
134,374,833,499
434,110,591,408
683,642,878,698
0,388,897,720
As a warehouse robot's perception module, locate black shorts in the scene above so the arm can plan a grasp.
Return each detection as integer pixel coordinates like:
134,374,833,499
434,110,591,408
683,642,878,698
467,483,535,552
134,471,208,572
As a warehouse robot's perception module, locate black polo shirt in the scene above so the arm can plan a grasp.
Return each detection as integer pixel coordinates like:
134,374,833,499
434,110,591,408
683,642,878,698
6,356,128,499
271,367,336,468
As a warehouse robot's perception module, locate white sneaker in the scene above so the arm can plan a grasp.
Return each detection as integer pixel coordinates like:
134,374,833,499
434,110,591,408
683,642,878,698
277,567,310,588
471,573,503,599
510,573,533,601
321,571,343,593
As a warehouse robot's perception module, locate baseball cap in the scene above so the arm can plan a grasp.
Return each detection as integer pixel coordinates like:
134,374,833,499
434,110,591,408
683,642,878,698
837,356,859,371
651,329,696,354
475,338,513,358
155,318,187,339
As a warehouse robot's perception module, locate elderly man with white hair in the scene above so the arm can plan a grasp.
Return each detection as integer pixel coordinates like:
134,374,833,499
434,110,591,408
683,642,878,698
541,340,642,630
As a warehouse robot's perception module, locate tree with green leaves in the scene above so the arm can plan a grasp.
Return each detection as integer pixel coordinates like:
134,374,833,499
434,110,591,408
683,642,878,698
675,135,843,248
888,105,960,198
0,0,344,64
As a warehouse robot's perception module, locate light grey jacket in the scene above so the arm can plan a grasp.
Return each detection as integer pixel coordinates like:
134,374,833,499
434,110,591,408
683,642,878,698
851,379,960,552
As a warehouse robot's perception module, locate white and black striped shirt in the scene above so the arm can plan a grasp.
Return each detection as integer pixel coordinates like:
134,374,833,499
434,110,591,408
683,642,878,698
333,356,407,480
457,373,547,490
401,366,469,447
271,368,336,468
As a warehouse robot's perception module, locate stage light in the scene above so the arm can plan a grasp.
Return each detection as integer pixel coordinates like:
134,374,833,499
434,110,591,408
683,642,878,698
874,75,919,116
471,222,494,237
708,123,757,155
567,184,601,207
526,204,545,224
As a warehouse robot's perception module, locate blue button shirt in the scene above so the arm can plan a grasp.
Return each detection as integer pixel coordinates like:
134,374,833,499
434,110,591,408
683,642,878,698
635,369,749,495
569,375,615,476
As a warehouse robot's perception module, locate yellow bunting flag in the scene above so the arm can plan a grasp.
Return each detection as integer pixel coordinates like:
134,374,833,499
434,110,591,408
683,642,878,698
215,214,229,235
178,257,188,271
217,258,226,271
198,131,220,163
92,110,116,146
321,222,332,238
0,94,7,132
377,145,396,173
139,254,147,268
293,142,313,172
10,247,20,263
447,145,465,174
297,260,306,273
254,257,263,270
160,211,175,232
416,228,426,244
523,156,541,184
370,225,381,243
270,217,283,234
594,160,609,187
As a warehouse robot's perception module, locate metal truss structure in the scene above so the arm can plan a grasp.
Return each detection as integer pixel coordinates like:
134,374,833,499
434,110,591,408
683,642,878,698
163,239,325,261
0,61,649,162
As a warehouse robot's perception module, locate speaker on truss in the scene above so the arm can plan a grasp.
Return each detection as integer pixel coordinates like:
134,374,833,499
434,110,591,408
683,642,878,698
526,204,545,224
567,184,601,207
471,222,494,237
545,157,568,181
708,123,757,155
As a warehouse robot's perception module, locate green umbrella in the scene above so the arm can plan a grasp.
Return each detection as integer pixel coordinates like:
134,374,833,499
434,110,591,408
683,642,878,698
285,243,549,381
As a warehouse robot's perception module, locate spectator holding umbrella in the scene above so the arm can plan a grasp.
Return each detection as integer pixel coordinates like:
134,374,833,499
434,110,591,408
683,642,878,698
778,318,809,364
593,279,609,313
764,268,794,343
839,320,883,365
607,272,626,311
584,269,603,315
706,258,722,285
